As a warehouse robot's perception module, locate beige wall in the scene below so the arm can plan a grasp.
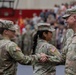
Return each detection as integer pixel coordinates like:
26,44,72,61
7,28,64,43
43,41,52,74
13,0,76,9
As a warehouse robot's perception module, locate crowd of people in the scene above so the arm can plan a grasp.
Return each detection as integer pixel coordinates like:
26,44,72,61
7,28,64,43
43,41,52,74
0,1,76,75
13,1,76,53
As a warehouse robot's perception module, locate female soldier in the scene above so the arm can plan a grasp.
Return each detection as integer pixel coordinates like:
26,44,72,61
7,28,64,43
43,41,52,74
32,23,62,75
0,19,47,75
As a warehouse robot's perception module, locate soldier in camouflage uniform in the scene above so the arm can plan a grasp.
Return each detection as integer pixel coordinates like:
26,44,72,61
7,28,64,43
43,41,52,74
22,25,32,55
0,19,48,75
62,7,76,75
32,23,62,75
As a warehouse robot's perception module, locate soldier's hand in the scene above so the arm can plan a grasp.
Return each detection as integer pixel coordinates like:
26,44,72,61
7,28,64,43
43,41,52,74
39,53,48,62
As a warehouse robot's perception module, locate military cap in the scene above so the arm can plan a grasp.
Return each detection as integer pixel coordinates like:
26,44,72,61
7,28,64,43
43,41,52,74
0,19,16,31
62,7,76,19
37,22,55,32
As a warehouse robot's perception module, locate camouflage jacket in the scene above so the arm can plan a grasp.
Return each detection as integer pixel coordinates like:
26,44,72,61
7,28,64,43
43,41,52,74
21,31,32,55
62,33,76,75
0,38,40,75
62,29,74,48
33,39,62,75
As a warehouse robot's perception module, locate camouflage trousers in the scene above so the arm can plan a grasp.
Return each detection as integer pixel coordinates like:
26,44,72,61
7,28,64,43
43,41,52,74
46,72,55,75
34,71,55,75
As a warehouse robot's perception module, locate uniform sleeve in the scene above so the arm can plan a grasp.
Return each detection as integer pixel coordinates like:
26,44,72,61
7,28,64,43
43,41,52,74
61,38,71,63
7,42,40,65
47,45,62,63
71,43,76,60
61,45,68,63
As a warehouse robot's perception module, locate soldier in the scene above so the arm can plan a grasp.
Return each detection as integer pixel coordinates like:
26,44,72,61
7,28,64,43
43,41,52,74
56,22,66,50
21,25,32,55
62,7,76,75
0,19,47,75
32,23,62,75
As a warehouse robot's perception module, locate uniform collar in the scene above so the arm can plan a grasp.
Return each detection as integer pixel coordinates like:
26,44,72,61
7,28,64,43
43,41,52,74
38,39,47,43
2,36,10,40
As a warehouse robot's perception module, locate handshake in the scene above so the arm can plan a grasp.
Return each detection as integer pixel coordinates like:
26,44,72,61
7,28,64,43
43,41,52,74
39,53,49,62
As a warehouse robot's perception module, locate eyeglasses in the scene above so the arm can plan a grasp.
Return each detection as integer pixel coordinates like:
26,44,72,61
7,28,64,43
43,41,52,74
8,29,15,32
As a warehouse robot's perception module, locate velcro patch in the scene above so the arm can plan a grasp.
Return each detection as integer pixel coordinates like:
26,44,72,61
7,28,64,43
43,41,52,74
50,46,56,52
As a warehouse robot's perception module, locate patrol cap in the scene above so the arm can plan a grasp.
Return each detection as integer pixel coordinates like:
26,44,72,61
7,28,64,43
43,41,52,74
37,23,55,32
0,19,16,31
62,7,76,19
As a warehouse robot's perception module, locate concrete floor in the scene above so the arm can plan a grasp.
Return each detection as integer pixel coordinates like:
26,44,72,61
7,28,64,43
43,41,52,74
17,64,65,75
17,64,33,75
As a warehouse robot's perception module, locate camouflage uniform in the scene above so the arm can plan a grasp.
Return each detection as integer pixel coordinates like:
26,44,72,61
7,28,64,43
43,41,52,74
33,23,62,75
62,29,74,48
22,25,32,55
34,39,62,75
62,33,76,75
62,7,76,75
66,29,74,40
0,19,42,75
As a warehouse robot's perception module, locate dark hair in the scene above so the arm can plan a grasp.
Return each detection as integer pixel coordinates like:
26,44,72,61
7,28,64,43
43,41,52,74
0,28,8,35
32,30,50,54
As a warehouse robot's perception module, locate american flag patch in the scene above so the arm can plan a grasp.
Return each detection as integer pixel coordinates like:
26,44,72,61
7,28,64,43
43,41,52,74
50,46,56,52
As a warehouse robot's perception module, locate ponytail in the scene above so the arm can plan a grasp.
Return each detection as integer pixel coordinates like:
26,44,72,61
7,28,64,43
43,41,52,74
32,31,38,54
32,30,49,54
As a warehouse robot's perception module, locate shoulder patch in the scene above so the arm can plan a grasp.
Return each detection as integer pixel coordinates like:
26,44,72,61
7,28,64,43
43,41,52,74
50,46,56,52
